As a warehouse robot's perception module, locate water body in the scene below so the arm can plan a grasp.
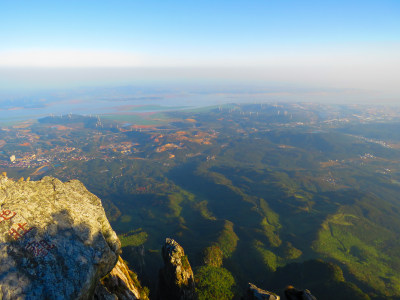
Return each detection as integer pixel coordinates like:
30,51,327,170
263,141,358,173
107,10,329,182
0,92,237,124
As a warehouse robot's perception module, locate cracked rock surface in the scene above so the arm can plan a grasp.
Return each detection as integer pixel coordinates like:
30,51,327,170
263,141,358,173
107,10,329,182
157,238,195,300
0,175,121,300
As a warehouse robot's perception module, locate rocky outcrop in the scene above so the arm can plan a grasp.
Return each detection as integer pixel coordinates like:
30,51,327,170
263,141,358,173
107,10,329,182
157,238,195,300
284,286,317,300
99,256,149,300
0,173,322,300
244,283,280,300
0,175,121,299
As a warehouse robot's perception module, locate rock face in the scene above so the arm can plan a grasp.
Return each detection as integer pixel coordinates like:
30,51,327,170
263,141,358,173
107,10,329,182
99,256,149,300
245,283,280,300
157,238,195,300
0,175,121,299
0,173,322,300
284,286,317,300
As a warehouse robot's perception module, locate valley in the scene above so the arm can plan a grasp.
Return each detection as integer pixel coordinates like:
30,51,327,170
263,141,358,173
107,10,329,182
1,102,400,299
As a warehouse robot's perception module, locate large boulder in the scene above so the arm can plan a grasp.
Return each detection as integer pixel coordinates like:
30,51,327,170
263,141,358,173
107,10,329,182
0,175,121,299
157,238,195,300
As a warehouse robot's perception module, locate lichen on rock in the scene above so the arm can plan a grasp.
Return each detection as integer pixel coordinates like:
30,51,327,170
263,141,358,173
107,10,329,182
0,174,121,299
157,238,195,300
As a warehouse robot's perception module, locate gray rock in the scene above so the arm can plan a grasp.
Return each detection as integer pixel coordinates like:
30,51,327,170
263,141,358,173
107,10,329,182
99,256,148,300
94,284,118,300
284,286,317,300
157,238,195,300
0,175,121,299
245,283,280,300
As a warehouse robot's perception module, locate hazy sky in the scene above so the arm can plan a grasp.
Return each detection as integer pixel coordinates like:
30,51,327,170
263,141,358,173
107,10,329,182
0,0,399,100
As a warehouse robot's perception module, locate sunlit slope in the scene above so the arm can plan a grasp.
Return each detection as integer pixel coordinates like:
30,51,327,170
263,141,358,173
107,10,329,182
16,105,400,299
199,130,400,297
53,129,400,298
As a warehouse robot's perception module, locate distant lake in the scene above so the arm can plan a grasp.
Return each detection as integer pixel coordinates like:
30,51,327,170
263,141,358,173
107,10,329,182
0,92,237,124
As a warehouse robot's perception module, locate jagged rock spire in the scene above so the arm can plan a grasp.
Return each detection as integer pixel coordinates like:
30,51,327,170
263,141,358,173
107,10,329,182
157,238,196,300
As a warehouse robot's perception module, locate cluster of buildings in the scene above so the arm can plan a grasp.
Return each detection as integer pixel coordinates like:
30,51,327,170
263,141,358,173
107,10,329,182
2,146,92,169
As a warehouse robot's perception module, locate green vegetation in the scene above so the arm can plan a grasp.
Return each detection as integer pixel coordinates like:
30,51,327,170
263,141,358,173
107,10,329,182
194,201,216,220
120,215,132,223
4,103,400,298
280,242,302,260
203,245,223,267
253,240,279,271
271,260,370,300
259,199,281,247
313,212,399,296
215,221,239,258
195,266,236,300
181,255,191,271
118,229,148,247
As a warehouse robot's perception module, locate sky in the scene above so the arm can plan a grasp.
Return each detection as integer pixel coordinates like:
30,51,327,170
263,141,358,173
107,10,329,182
0,0,399,101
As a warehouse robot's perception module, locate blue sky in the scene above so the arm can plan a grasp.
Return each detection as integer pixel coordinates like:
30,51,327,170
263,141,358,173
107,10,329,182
2,1,399,55
0,0,399,98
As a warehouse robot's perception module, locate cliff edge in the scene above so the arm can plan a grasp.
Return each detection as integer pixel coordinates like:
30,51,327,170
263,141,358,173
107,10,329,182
0,174,122,299
0,173,317,300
